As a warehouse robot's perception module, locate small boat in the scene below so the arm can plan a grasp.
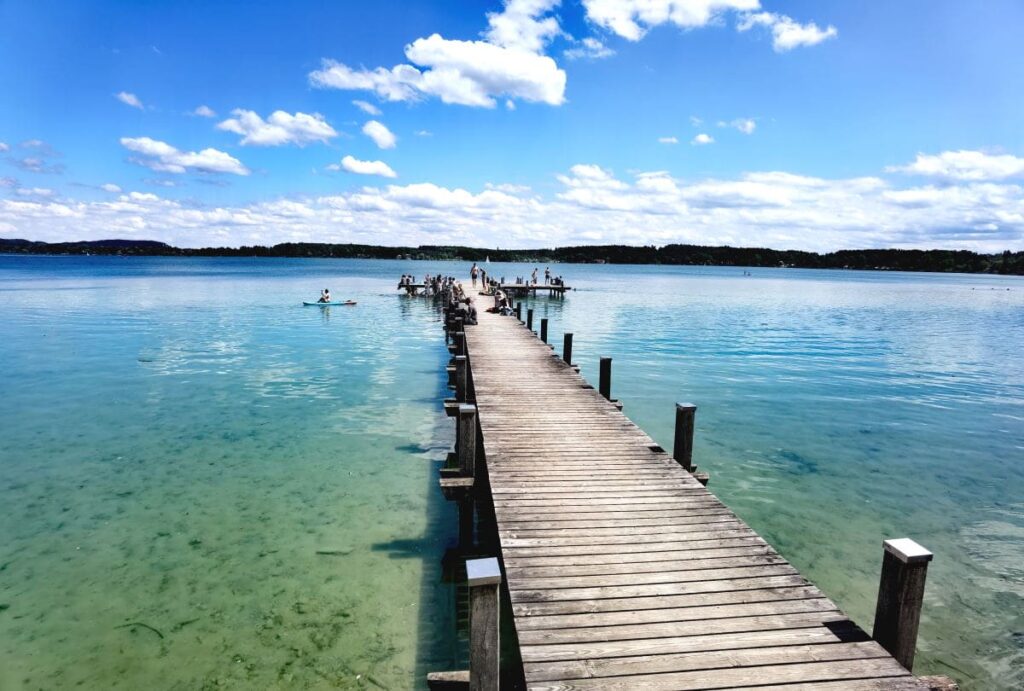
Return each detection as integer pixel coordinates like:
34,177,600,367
303,300,357,306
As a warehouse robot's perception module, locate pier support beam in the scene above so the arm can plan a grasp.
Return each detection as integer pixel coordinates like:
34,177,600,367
467,558,502,691
526,308,534,332
673,402,697,472
599,357,612,401
514,302,522,321
540,318,548,344
563,333,573,365
458,404,477,477
872,538,933,671
454,355,468,402
450,331,466,357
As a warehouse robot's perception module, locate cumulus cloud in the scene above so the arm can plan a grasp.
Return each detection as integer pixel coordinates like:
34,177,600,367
192,105,217,118
353,100,382,116
101,183,122,193
328,155,397,178
692,133,714,145
0,141,9,152
658,136,679,144
415,130,433,137
720,117,756,134
362,120,397,149
216,109,337,146
120,136,250,175
564,37,615,60
737,11,837,51
582,0,759,41
115,91,144,109
887,150,1024,182
4,162,1024,252
582,1,836,53
309,0,566,108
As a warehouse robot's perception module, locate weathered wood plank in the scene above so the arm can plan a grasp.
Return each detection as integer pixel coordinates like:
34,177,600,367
523,640,892,681
524,658,914,690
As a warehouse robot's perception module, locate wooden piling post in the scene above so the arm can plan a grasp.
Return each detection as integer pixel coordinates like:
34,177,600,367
526,308,534,331
599,357,612,401
872,538,933,671
454,355,468,402
515,302,522,321
458,404,477,477
458,498,474,549
563,333,573,365
454,331,466,357
540,318,548,343
466,558,502,691
673,402,697,472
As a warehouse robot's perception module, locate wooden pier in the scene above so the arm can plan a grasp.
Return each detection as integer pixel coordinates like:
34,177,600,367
431,298,955,690
499,283,570,297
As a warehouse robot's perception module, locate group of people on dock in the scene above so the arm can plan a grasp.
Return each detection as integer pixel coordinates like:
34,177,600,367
398,273,463,297
398,271,478,324
398,260,567,321
506,267,564,287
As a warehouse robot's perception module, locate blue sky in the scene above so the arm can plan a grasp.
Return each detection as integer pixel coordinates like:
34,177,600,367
1,0,1023,251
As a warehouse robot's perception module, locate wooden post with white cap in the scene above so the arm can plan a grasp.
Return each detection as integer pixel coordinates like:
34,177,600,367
466,557,501,691
872,538,934,671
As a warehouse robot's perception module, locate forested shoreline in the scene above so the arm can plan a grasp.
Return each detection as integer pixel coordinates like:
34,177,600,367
2,238,1021,275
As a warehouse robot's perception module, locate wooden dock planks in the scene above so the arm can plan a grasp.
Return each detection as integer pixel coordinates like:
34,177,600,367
462,306,931,690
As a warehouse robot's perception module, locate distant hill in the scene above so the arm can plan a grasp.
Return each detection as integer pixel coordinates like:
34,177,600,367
1,238,1021,275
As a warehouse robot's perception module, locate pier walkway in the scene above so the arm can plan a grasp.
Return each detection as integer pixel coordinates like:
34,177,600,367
448,304,945,689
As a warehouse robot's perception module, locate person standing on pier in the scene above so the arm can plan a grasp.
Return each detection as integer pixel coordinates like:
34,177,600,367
531,268,538,285
470,262,479,287
544,267,550,284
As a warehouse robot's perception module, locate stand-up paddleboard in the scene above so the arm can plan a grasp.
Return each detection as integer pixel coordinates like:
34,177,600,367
303,300,357,306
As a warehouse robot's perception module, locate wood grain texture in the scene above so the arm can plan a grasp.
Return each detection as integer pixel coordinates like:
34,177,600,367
460,306,929,689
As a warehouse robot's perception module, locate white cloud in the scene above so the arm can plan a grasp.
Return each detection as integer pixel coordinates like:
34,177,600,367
692,133,714,145
4,163,1024,252
725,117,756,134
658,136,679,144
564,37,615,60
415,130,433,137
737,11,837,51
887,150,1024,182
353,100,382,116
362,120,397,149
15,187,55,197
101,183,122,193
193,105,216,118
582,2,836,53
120,136,250,175
115,91,144,109
689,115,703,127
329,155,397,178
309,0,566,108
485,0,562,52
582,0,759,41
217,109,337,146
0,141,9,152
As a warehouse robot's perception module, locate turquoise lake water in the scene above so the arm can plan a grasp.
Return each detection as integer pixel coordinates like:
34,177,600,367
1,256,1022,690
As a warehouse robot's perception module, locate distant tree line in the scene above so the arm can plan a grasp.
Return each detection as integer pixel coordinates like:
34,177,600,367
2,237,1021,275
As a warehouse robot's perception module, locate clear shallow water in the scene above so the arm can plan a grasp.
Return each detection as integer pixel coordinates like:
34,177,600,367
1,256,1023,690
